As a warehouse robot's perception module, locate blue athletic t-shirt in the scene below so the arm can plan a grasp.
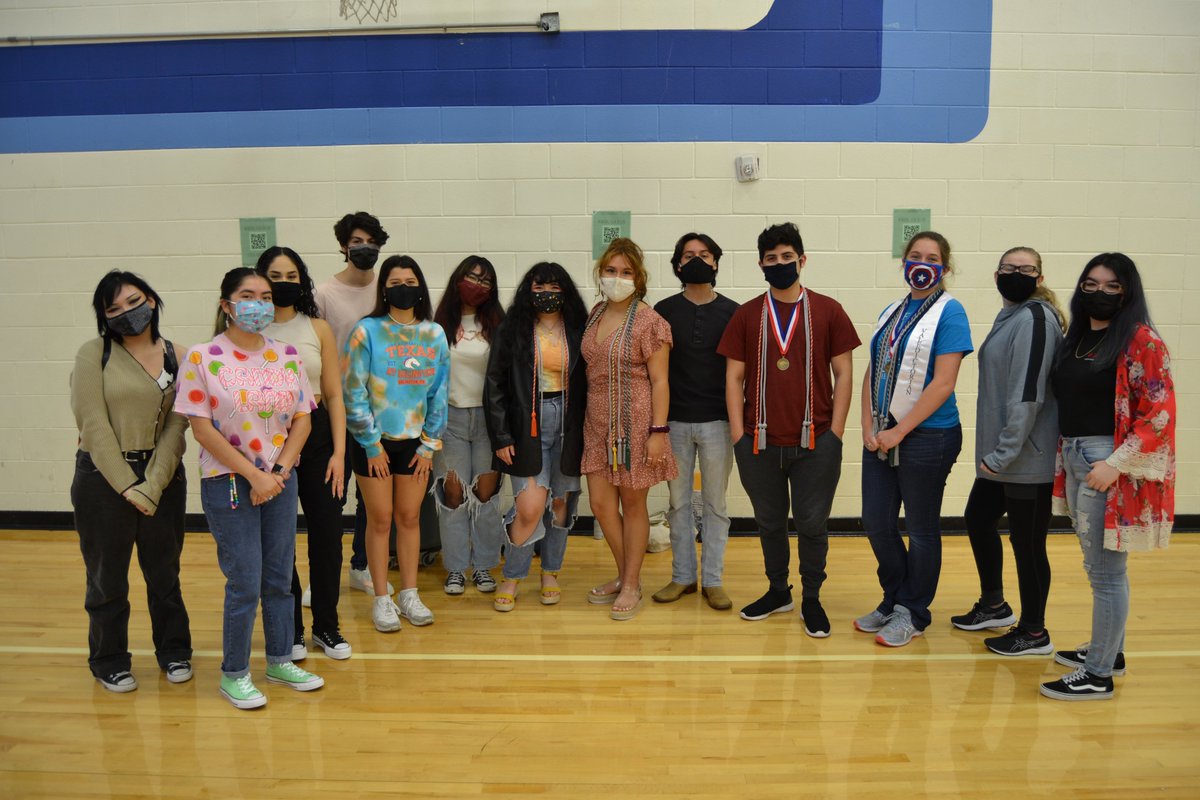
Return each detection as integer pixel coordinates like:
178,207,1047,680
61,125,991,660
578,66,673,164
872,296,973,429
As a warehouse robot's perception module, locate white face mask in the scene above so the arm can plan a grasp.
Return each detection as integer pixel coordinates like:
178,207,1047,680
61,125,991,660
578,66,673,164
599,276,636,303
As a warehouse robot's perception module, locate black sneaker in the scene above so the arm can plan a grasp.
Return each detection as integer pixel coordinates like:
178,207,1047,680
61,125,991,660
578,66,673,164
96,670,138,693
292,630,307,662
739,585,795,621
1054,645,1126,676
165,660,193,683
800,598,831,638
984,625,1053,656
1039,668,1114,701
950,600,1017,631
312,628,353,660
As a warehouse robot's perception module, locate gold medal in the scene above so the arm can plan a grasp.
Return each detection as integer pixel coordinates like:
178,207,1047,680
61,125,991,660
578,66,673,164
776,357,790,371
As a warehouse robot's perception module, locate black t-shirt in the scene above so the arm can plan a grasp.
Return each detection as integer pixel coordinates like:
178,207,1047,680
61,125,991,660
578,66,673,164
1053,328,1116,437
654,292,740,423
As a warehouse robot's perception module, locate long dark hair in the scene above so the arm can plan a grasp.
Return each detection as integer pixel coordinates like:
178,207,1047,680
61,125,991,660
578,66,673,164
91,270,164,342
433,255,504,346
213,267,269,336
370,255,433,321
255,246,321,320
500,262,588,360
1058,252,1155,370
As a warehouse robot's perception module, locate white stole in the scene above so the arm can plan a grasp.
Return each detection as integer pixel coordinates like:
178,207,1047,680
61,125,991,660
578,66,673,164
873,293,953,422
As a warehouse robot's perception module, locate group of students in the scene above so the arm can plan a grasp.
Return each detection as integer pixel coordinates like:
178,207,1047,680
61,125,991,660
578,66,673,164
70,211,1176,710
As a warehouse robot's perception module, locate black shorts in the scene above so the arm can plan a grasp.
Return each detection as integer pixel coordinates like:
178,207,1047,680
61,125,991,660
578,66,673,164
351,437,422,478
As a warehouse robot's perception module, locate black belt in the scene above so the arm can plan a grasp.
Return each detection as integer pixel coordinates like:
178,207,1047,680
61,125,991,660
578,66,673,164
541,391,563,399
123,450,154,463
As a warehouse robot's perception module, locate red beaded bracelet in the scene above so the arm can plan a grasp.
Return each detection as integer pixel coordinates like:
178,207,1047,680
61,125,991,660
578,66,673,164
648,425,670,434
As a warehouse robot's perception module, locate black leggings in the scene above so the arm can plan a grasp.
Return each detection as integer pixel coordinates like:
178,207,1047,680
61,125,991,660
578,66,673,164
291,403,348,638
963,478,1053,631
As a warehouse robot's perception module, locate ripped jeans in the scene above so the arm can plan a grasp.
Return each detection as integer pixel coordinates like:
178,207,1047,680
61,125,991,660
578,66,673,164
503,395,579,580
433,405,504,573
1061,435,1127,678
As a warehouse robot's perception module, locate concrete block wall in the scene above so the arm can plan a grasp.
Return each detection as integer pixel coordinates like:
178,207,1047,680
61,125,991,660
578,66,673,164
0,0,1196,521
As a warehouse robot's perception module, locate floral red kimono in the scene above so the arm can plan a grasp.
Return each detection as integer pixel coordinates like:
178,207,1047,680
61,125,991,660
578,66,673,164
1053,324,1175,551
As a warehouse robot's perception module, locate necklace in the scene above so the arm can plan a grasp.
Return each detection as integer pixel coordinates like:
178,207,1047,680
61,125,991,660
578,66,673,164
388,311,416,326
1075,330,1107,360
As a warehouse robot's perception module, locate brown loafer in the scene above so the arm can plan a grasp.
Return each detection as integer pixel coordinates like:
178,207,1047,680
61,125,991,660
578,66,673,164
652,581,698,603
702,586,732,610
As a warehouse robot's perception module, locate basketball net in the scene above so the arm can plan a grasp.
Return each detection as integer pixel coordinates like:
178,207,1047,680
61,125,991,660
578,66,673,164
339,0,398,24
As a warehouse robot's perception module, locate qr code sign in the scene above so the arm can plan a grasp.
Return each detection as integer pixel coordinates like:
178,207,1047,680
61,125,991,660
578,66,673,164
601,226,621,244
249,233,268,250
901,223,921,242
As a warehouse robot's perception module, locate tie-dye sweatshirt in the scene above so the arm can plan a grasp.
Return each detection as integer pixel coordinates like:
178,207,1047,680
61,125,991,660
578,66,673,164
343,316,450,459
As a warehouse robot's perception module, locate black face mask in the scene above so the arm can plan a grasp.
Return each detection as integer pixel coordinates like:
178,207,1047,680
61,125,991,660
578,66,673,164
1081,291,1122,321
385,284,423,310
678,257,715,285
531,290,564,314
106,302,153,337
347,244,379,270
996,272,1038,304
270,281,303,309
761,262,799,290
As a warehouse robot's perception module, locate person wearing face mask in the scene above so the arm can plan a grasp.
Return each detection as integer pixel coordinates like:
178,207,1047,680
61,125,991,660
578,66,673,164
315,212,394,599
484,262,589,611
951,247,1066,658
256,247,353,662
343,255,450,633
1039,253,1175,702
856,231,973,648
71,270,192,693
581,238,677,621
175,268,323,709
431,256,507,598
650,233,740,611
718,222,860,635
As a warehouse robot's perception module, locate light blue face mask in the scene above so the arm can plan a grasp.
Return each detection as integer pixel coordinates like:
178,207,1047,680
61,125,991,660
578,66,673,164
230,299,274,334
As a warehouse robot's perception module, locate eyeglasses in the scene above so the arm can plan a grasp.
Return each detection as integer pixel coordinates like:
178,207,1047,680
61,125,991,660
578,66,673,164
1080,279,1123,295
997,263,1040,276
463,273,494,288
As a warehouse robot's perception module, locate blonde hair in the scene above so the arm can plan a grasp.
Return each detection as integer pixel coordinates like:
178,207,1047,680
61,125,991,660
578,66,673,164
1000,246,1067,333
594,237,648,300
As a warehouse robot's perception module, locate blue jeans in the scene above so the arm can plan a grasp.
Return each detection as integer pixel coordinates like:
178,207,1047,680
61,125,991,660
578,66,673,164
666,420,732,587
502,395,580,580
861,425,962,631
433,405,503,573
201,472,298,678
1061,435,1126,678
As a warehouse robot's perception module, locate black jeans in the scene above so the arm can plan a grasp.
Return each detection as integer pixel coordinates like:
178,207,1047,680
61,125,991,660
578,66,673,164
292,404,348,638
71,451,191,676
733,430,844,598
963,477,1053,631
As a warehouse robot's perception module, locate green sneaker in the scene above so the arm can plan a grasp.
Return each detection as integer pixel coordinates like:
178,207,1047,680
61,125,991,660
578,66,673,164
265,661,325,692
220,674,267,709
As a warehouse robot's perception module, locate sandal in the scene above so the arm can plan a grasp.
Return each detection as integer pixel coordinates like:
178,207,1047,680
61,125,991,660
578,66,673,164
493,581,518,613
540,570,562,606
610,585,643,621
587,578,622,605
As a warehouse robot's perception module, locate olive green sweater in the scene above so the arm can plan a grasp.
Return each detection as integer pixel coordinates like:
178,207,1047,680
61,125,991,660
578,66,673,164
70,337,188,513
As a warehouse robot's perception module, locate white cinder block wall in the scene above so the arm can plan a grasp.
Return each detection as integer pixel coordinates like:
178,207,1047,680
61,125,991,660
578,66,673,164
0,0,1196,522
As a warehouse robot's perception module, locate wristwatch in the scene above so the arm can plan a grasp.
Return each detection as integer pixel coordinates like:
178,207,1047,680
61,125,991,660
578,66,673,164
271,463,285,475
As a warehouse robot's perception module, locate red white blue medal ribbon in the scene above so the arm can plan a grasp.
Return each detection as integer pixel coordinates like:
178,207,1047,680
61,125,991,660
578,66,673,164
766,291,802,357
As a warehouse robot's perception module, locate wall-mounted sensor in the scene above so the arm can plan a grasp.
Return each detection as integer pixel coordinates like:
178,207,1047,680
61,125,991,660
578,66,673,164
735,154,761,182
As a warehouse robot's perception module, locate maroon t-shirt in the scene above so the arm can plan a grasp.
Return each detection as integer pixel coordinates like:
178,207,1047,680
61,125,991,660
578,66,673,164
717,289,860,446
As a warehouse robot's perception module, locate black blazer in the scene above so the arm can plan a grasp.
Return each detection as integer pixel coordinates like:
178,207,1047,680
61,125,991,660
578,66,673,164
483,321,586,477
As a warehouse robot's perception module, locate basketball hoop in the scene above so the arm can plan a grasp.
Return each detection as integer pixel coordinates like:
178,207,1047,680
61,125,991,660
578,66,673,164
339,0,398,24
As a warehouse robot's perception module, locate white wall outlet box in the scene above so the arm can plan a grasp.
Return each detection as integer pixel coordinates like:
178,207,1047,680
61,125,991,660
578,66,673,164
735,154,761,182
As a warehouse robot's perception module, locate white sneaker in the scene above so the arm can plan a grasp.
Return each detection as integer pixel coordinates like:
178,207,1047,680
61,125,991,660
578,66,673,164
351,567,393,596
396,589,434,627
301,585,311,608
372,595,402,632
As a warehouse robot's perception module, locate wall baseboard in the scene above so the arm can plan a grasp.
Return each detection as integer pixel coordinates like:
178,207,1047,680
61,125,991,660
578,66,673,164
3,510,1197,536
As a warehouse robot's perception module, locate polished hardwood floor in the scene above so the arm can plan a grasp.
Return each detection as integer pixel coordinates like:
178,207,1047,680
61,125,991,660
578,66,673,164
1,528,1197,798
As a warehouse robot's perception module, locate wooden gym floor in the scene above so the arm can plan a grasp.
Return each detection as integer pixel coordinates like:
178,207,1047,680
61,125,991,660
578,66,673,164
0,528,1197,798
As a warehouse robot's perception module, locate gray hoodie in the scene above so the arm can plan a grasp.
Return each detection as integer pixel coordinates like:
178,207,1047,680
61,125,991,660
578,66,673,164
974,298,1063,483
